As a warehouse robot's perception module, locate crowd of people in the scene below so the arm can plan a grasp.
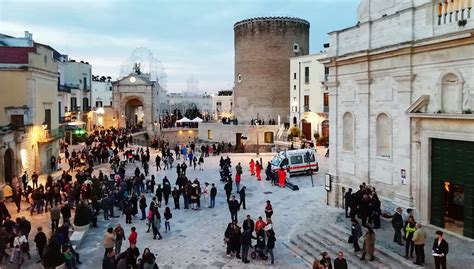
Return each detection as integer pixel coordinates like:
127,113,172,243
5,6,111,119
342,183,450,269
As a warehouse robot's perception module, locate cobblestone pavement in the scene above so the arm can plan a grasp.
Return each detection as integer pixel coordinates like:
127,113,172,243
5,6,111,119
2,145,330,268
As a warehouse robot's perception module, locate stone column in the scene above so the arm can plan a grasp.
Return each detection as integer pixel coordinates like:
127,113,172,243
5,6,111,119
327,78,340,207
393,74,416,208
355,78,371,182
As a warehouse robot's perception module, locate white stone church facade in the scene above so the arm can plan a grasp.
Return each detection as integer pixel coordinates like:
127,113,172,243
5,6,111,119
323,0,474,238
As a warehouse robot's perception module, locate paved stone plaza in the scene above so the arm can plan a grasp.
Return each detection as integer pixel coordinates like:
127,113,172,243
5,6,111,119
4,144,473,269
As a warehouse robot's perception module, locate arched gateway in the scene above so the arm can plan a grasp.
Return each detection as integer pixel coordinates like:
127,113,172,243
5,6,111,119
112,74,156,133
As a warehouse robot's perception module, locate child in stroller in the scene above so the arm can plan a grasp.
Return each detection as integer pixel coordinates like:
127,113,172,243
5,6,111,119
251,230,268,260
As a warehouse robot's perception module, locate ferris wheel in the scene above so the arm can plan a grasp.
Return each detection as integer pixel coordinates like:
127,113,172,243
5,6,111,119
119,47,167,89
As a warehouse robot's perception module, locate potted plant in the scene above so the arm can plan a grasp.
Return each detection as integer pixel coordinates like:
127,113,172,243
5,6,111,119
73,201,91,231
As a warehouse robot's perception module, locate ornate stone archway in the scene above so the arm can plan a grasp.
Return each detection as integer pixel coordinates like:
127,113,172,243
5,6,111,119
112,74,155,132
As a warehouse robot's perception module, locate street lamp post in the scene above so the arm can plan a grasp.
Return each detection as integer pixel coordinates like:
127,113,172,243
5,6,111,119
305,150,314,187
256,122,259,156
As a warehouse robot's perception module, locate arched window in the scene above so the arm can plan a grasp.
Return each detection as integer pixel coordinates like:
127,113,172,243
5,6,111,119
441,72,463,113
342,112,354,152
376,113,392,158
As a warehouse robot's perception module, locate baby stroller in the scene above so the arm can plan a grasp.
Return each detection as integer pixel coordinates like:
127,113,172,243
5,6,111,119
250,232,268,260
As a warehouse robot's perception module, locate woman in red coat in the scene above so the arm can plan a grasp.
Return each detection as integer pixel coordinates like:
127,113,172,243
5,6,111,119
278,168,286,188
249,159,255,176
256,161,262,181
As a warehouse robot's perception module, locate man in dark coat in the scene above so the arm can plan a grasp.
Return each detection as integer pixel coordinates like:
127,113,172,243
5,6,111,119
432,231,449,269
344,188,353,218
242,215,254,234
34,226,47,262
238,186,247,210
333,251,348,269
228,196,239,223
224,181,232,202
210,183,217,208
102,249,117,269
391,207,404,245
241,228,255,263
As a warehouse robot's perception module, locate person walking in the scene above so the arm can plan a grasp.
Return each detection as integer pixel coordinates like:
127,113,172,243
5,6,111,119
21,171,28,191
344,188,353,218
114,224,125,255
238,186,246,210
210,183,217,208
224,180,232,202
234,163,242,189
360,226,375,261
139,194,147,220
50,204,61,232
164,207,172,232
391,207,404,245
404,215,417,258
333,251,348,269
277,168,286,188
432,230,449,269
202,183,210,208
240,228,254,264
350,219,362,253
266,228,276,265
103,227,116,258
264,200,273,219
128,227,137,246
172,187,180,210
320,252,332,269
31,171,39,189
412,223,426,265
228,196,240,223
255,161,262,181
34,227,47,263
151,209,163,240
249,159,255,176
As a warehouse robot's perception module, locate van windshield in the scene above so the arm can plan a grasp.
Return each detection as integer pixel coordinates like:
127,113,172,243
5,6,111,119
271,155,282,167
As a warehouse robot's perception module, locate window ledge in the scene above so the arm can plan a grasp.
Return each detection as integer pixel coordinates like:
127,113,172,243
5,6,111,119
374,155,392,161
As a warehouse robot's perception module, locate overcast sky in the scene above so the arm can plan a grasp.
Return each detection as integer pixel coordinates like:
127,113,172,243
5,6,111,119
0,0,358,92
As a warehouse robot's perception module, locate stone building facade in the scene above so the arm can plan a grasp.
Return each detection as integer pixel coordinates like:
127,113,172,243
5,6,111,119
233,17,310,124
290,53,329,142
323,0,474,238
0,40,61,185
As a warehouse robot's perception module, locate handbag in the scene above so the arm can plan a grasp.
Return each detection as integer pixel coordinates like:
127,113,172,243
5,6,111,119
348,235,354,243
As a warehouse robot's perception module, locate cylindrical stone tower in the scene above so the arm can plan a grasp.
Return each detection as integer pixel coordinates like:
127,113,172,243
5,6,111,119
233,17,310,123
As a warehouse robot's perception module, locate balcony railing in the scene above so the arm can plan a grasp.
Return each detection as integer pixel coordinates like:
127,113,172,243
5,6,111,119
437,0,472,25
324,106,329,113
304,106,310,112
37,128,64,143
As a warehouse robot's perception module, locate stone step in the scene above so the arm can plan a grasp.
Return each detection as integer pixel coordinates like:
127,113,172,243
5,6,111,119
282,240,313,266
295,233,366,269
305,231,376,269
307,230,383,269
321,225,417,269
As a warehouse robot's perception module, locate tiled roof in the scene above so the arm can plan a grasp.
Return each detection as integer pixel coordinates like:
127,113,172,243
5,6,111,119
0,46,36,64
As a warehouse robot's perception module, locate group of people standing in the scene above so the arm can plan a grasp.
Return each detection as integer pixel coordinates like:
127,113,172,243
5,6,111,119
344,183,450,269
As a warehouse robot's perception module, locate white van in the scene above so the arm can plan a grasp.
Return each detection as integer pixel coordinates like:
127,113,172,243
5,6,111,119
270,149,319,175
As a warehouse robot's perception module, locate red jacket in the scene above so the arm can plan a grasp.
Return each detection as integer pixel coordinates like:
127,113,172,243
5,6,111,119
255,219,266,232
128,231,137,245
